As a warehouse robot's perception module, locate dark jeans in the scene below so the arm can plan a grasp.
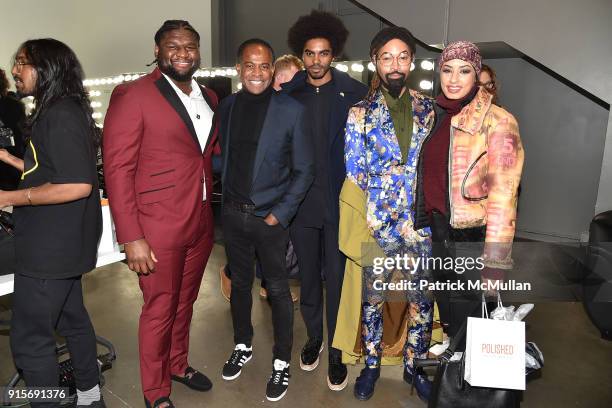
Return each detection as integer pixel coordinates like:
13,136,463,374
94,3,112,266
10,274,99,408
223,261,266,289
429,211,483,349
223,204,293,362
290,222,345,357
225,265,267,289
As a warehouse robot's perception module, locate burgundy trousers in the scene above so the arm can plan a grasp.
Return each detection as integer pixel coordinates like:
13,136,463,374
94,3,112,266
137,204,214,403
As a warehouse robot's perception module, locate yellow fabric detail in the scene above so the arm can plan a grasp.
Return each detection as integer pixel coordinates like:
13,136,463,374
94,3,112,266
21,140,39,180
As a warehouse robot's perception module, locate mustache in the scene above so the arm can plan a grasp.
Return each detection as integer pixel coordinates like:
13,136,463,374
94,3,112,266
385,71,406,79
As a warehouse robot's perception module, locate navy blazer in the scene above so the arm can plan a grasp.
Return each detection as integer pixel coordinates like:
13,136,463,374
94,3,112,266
281,68,368,226
216,90,314,228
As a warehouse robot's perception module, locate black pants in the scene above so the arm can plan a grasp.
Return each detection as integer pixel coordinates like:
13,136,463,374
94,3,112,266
225,264,267,289
223,205,293,362
429,211,483,348
10,274,99,408
290,222,345,356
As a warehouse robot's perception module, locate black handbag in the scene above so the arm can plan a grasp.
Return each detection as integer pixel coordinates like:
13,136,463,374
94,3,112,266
0,210,16,276
415,321,521,408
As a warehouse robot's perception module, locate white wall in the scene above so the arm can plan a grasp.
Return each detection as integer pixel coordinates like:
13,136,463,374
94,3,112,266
0,0,212,81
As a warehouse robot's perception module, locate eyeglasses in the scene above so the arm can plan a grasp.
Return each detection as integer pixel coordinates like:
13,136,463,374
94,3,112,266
13,59,33,71
376,52,412,67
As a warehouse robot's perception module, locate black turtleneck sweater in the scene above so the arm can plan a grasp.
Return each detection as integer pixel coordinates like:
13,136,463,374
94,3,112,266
226,86,273,204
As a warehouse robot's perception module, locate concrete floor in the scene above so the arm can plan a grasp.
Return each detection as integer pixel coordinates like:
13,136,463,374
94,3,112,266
1,243,611,407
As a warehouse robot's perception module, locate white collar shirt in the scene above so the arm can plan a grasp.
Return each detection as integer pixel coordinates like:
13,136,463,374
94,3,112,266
161,73,214,200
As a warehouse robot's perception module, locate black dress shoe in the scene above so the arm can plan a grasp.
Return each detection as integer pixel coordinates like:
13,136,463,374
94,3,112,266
144,397,174,408
327,352,348,391
171,366,213,391
300,337,323,371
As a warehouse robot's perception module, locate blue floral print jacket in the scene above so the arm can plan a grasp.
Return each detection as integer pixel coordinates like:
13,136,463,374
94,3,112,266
344,88,435,256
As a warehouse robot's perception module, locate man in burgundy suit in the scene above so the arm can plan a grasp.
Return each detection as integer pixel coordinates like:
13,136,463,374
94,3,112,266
103,20,217,408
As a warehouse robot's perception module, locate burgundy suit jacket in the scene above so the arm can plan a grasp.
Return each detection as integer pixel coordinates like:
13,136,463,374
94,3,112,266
103,68,219,248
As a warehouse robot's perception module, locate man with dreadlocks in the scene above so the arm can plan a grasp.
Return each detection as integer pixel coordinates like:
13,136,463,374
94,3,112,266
283,10,367,392
103,20,218,408
0,39,104,407
335,27,435,402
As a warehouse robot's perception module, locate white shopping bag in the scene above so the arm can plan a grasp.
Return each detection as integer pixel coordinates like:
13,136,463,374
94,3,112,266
464,297,526,390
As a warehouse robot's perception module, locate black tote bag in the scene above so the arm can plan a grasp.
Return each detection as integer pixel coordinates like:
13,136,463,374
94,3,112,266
414,319,521,408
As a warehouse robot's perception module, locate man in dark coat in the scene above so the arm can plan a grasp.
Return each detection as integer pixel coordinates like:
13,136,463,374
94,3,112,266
283,10,367,391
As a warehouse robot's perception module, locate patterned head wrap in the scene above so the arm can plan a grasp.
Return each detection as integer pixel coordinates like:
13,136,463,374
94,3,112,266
438,41,481,75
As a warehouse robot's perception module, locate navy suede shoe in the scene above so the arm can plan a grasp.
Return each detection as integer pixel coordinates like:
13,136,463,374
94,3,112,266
404,367,432,402
353,366,380,401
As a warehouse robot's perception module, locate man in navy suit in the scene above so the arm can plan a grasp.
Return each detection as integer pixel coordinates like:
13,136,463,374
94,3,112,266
217,38,313,402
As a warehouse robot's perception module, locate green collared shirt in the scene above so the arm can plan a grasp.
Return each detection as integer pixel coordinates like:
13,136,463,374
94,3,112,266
382,87,413,162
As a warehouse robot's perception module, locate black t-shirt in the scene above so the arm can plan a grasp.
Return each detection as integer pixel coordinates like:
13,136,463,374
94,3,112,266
226,86,273,204
13,98,102,279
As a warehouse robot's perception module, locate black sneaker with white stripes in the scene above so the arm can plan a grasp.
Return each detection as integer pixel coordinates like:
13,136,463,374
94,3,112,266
222,344,253,380
266,359,290,401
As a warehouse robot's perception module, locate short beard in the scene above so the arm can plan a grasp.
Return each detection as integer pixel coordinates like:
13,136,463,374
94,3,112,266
307,63,332,81
12,77,33,99
382,72,407,98
158,59,200,82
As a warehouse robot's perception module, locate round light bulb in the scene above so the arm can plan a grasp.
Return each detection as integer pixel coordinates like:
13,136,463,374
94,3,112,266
420,60,434,71
351,63,364,72
419,80,433,90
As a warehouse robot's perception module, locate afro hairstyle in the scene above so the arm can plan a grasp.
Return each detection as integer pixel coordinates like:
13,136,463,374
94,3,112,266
287,10,349,57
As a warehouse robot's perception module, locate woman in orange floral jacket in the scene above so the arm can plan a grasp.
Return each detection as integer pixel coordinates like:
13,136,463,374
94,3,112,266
413,41,524,343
